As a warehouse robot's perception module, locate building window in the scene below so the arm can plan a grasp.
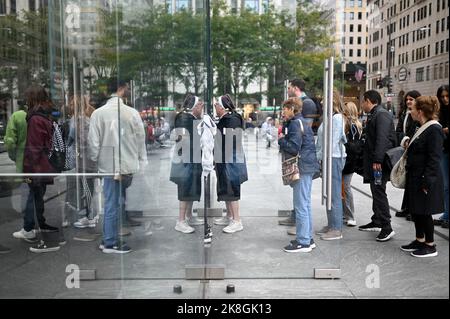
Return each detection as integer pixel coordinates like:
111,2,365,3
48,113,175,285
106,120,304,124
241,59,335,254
349,49,354,57
445,62,449,78
342,37,345,45
175,0,190,11
441,40,445,54
357,49,361,57
0,0,6,14
357,37,362,44
434,64,439,80
350,24,354,32
416,67,424,82
28,0,35,11
426,65,430,81
358,12,362,20
358,0,362,7
350,12,354,20
442,18,446,32
10,0,16,14
358,24,362,32
436,42,439,55
439,63,444,79
437,20,440,34
350,37,354,45
244,0,259,12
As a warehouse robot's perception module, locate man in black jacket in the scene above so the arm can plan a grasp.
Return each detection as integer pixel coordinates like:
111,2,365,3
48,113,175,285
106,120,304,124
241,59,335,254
359,90,397,241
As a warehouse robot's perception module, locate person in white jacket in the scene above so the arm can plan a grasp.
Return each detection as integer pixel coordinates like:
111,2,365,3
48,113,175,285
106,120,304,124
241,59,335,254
88,78,147,254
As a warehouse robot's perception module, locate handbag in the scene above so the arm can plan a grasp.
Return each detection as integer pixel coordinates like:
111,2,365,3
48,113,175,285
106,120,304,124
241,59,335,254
390,120,440,189
384,146,404,173
281,119,304,185
282,154,300,185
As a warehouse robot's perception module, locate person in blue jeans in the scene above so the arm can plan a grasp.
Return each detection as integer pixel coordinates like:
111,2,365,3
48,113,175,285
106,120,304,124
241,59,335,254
279,98,319,253
315,90,347,241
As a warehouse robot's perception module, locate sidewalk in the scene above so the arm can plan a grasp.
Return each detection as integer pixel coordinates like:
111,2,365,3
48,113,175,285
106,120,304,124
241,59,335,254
0,133,448,299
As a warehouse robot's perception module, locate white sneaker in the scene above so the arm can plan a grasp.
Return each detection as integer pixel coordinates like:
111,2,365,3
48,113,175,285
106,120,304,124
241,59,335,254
73,217,96,229
223,220,243,234
175,220,195,234
187,216,204,226
346,220,357,227
13,229,36,240
214,216,232,226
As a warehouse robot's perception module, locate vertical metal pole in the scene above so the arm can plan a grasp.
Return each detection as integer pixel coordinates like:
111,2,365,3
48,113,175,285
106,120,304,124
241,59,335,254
322,59,328,206
326,57,334,211
205,0,212,115
73,57,81,210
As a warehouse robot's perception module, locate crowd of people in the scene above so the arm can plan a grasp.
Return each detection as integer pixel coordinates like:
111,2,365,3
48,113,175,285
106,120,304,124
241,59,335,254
0,77,447,258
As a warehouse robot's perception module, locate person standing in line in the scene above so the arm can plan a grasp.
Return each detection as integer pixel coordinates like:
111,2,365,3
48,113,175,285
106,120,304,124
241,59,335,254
341,101,363,227
358,90,397,242
315,91,347,240
88,78,147,254
13,85,60,252
213,94,248,233
400,96,444,257
279,78,319,227
279,98,319,252
433,85,449,229
395,91,421,220
170,94,204,234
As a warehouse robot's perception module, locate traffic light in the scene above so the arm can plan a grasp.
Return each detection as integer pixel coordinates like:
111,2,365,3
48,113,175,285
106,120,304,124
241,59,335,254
387,77,394,92
377,78,383,88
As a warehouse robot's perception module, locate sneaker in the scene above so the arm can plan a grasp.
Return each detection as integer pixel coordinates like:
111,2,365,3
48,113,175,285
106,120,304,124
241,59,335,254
346,220,357,227
283,240,312,253
400,240,426,252
73,217,96,229
0,244,12,254
13,229,37,240
175,220,195,234
441,220,449,229
291,239,316,249
320,230,343,241
278,215,296,226
411,244,438,258
187,216,204,226
39,223,59,233
358,222,382,232
29,242,61,253
287,227,296,235
102,243,132,254
213,216,232,226
315,226,330,235
62,220,69,228
376,228,395,242
223,220,244,234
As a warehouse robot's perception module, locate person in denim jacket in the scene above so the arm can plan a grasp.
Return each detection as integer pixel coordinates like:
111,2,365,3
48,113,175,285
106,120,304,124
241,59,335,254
279,98,319,253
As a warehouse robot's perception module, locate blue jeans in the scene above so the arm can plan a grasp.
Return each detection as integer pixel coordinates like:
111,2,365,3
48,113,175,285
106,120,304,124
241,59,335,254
103,176,133,247
327,158,344,231
440,153,449,221
293,174,313,246
24,183,46,232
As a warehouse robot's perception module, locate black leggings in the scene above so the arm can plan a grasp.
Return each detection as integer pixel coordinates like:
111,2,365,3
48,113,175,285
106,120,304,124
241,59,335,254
412,214,434,243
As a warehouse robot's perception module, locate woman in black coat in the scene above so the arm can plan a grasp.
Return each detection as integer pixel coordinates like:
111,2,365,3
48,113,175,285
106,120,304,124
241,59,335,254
170,94,204,234
214,94,248,234
401,96,444,258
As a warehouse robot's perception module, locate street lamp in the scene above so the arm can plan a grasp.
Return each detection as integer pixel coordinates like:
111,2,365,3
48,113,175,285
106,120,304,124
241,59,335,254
340,58,346,99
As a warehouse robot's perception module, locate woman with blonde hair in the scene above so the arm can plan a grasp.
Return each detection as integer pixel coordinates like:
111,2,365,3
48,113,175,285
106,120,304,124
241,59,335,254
400,96,444,257
341,101,363,226
315,90,347,240
64,95,97,229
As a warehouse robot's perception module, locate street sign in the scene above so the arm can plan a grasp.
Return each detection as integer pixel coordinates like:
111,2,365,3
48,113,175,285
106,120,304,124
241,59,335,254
385,93,396,97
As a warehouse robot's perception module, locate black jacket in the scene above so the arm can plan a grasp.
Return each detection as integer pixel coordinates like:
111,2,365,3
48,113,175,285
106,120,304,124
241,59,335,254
439,104,449,154
362,105,397,182
406,124,444,215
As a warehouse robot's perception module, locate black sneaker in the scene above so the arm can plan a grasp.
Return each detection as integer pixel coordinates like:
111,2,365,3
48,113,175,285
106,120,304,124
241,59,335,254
283,240,312,253
376,228,395,242
358,222,382,232
102,243,132,254
400,240,426,252
411,244,438,258
290,239,316,249
29,242,61,253
39,223,59,233
441,220,449,229
395,210,409,218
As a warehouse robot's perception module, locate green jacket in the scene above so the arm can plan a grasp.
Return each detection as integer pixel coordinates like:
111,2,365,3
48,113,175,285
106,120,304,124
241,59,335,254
4,110,27,173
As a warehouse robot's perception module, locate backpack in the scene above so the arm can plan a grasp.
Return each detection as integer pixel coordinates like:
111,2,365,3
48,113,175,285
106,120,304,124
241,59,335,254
48,121,69,172
344,123,365,175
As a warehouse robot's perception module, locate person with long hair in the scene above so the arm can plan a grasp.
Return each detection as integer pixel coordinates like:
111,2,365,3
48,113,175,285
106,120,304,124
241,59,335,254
315,90,347,240
434,85,449,229
400,96,444,257
341,101,363,226
13,85,60,252
395,90,421,220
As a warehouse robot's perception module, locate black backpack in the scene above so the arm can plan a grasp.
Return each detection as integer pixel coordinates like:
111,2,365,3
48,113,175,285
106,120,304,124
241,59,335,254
344,123,365,175
48,121,68,172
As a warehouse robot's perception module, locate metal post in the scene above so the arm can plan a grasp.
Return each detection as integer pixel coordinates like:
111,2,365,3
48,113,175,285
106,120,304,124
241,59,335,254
322,59,328,206
326,57,334,211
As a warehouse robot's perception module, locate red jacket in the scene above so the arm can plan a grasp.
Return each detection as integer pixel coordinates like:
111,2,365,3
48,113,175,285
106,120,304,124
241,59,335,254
23,112,56,183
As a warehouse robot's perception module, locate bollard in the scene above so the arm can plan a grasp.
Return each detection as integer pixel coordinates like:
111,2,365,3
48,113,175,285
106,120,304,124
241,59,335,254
226,284,235,294
173,284,182,294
